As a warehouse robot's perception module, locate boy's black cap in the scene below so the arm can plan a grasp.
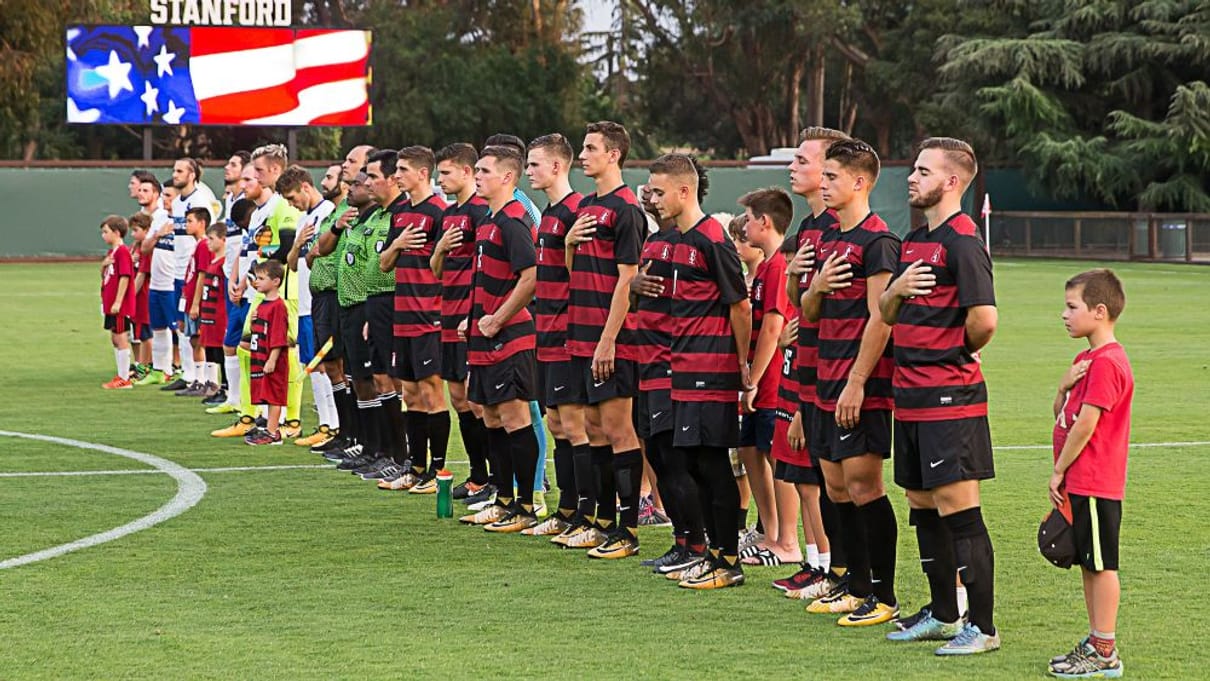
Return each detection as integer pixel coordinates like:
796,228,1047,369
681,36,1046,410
1038,506,1076,569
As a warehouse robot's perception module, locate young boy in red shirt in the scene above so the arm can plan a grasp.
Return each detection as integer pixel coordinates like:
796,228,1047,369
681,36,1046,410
196,223,229,398
100,215,136,389
128,212,153,377
1048,269,1132,679
179,207,213,396
245,260,291,446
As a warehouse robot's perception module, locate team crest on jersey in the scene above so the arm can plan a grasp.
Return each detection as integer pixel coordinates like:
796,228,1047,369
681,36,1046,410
345,252,355,266
931,246,944,263
688,249,697,265
752,280,764,302
661,244,671,260
375,240,385,253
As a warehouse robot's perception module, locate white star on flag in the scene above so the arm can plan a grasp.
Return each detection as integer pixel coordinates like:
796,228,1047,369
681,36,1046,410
134,26,153,50
94,50,133,99
163,100,186,124
154,44,176,78
141,81,160,116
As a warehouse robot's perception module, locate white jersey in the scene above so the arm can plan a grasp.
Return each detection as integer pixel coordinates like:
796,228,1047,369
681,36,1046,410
146,207,176,291
241,193,279,301
222,191,245,280
295,199,335,316
171,184,219,280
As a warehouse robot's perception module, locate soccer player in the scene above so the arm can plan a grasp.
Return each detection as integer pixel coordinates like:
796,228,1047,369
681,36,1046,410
522,133,582,536
197,223,229,399
134,175,177,386
280,165,339,445
458,145,542,533
736,188,799,567
208,196,255,413
1045,269,1131,678
99,215,136,389
222,151,250,218
167,157,219,392
177,207,215,396
379,146,451,492
879,137,1000,653
127,212,153,375
245,260,291,446
430,143,494,500
801,138,901,626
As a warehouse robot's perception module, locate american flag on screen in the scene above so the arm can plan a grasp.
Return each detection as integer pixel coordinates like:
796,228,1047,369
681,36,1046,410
66,26,371,126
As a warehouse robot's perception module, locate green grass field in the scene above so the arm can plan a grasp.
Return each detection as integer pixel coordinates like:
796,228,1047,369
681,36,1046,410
0,260,1204,680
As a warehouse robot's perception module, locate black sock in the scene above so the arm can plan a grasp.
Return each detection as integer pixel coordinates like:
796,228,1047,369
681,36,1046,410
571,443,596,520
356,397,381,454
379,393,405,462
737,507,749,531
591,445,616,528
754,515,765,535
428,410,450,471
662,438,705,545
911,507,959,622
405,408,428,473
486,426,512,504
332,381,355,440
682,446,717,549
818,486,846,569
508,426,539,508
859,495,898,605
945,506,995,635
552,438,576,513
835,501,871,597
457,411,487,484
645,432,679,534
613,448,643,535
696,447,740,557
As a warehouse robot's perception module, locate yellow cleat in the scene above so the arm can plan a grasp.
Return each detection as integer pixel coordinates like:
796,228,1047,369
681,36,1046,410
485,509,539,534
562,524,608,549
211,415,256,438
679,561,745,590
294,425,333,447
524,515,571,537
666,557,711,581
550,520,588,546
837,596,899,627
806,584,863,614
460,503,510,525
280,420,302,439
586,530,640,560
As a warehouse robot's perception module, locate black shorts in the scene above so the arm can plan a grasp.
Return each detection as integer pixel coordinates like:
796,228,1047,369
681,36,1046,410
1070,494,1121,572
364,294,393,377
391,332,441,381
541,359,579,408
468,350,537,406
893,417,995,491
567,355,637,405
739,408,777,452
339,303,374,381
673,400,740,449
311,290,343,363
441,341,468,382
635,388,674,439
775,460,821,485
810,407,892,463
104,314,132,334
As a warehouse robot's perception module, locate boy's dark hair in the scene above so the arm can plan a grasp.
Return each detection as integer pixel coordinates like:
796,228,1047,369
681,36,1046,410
825,138,880,182
367,149,398,176
1066,269,1126,320
161,176,174,190
255,259,285,284
917,136,979,178
276,165,314,195
230,198,255,229
738,187,793,235
436,143,478,168
101,214,128,238
586,120,631,167
527,133,575,165
397,145,436,177
727,214,749,243
128,212,151,233
136,172,160,191
480,145,523,180
690,155,709,202
484,134,526,155
185,206,211,226
205,222,227,238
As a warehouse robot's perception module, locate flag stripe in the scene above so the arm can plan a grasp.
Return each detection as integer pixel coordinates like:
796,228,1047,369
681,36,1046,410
242,78,368,125
189,27,293,57
293,31,369,70
191,43,295,101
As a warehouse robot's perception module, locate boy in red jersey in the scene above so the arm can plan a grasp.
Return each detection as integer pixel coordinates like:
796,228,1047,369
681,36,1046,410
245,260,291,446
100,216,136,389
1045,269,1132,679
179,207,216,396
128,212,153,375
881,137,999,653
802,138,901,626
431,143,494,499
648,153,752,589
196,223,229,398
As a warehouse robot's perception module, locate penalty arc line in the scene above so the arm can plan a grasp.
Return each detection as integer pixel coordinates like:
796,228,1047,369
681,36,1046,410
0,430,207,571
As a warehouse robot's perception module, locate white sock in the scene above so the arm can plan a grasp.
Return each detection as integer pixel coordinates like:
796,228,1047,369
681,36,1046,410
956,585,968,615
819,551,831,573
806,543,820,570
152,329,172,372
310,372,337,428
115,348,131,380
224,354,241,405
178,331,196,381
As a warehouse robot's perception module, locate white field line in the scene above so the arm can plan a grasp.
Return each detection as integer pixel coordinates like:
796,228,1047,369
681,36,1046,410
0,431,207,570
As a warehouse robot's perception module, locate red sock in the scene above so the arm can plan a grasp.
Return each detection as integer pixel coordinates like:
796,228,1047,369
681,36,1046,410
1089,632,1116,658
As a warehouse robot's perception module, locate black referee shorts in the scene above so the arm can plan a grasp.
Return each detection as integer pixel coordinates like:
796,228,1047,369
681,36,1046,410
364,293,392,377
311,289,343,363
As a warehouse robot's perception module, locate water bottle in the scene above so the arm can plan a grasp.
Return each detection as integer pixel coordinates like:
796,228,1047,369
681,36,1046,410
436,469,454,518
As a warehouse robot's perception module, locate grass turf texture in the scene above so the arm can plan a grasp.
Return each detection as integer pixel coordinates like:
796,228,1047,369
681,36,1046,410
0,259,1204,680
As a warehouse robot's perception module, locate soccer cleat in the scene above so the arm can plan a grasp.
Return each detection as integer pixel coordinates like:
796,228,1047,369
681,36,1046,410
409,472,438,494
175,380,204,396
198,381,220,397
362,462,402,481
1048,642,1121,678
532,490,547,518
202,389,227,406
838,595,899,626
335,453,375,471
205,402,239,414
887,613,963,642
351,456,392,476
656,548,708,575
806,583,862,614
452,478,474,500
379,471,421,490
245,429,283,446
280,420,302,439
641,544,679,568
463,483,497,507
773,564,816,591
666,555,712,581
131,363,149,380
385,471,418,489
587,529,640,560
936,623,1002,656
134,369,167,386
295,425,333,447
787,570,840,601
893,606,933,631
460,503,511,525
679,559,745,590
522,514,571,536
550,520,589,547
485,508,539,534
102,376,133,390
161,377,188,391
563,524,608,550
211,415,256,438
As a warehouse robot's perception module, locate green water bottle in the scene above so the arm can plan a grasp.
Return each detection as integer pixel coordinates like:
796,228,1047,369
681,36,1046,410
436,469,454,518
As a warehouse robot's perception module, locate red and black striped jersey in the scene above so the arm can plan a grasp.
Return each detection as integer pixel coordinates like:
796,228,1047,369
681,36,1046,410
567,185,644,360
781,209,839,407
892,212,995,421
439,196,491,344
535,192,582,363
814,212,900,411
467,200,537,366
749,251,790,409
776,305,802,424
671,216,748,403
249,297,289,379
199,259,225,327
636,228,679,391
389,193,449,338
